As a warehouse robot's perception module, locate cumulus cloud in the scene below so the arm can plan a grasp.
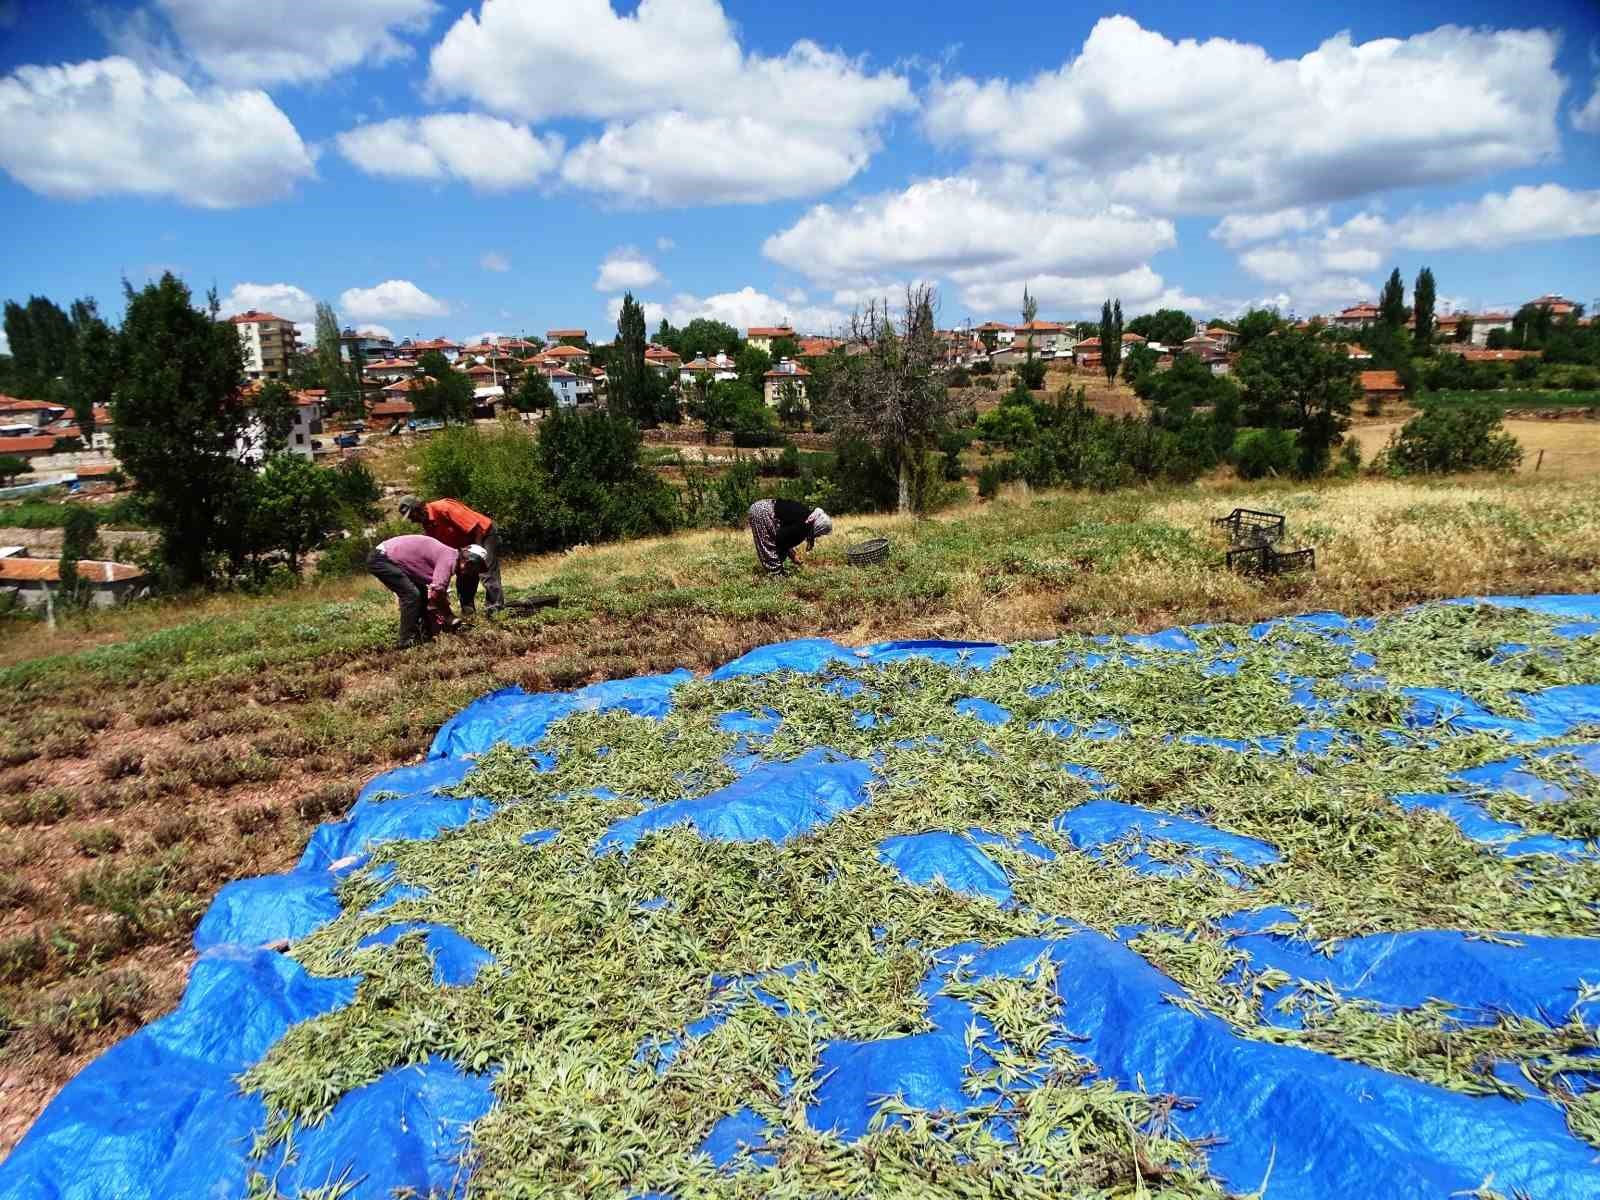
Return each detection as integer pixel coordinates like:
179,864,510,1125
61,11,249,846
762,173,1178,314
1240,184,1600,288
339,279,449,321
427,0,912,205
152,0,439,86
594,248,661,292
924,17,1564,214
0,56,314,207
1211,207,1329,249
219,282,316,322
1574,61,1600,133
479,251,510,272
352,323,394,340
607,286,847,335
337,114,561,191
560,111,878,205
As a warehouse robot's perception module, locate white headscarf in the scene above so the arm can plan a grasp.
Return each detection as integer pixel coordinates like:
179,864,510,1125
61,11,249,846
807,508,833,538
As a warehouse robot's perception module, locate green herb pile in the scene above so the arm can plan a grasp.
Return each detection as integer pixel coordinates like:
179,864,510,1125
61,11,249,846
242,603,1600,1197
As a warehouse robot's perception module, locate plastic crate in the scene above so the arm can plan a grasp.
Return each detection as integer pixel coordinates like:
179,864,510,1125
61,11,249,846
1227,544,1315,576
1212,508,1286,547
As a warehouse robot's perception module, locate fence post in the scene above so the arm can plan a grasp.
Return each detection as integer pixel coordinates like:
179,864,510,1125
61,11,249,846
1536,449,1545,472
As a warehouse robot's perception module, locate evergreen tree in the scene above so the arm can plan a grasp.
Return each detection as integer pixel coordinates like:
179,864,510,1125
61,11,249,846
66,299,114,439
313,302,346,409
251,381,299,454
1100,299,1123,386
612,292,652,425
1412,267,1435,353
57,505,98,607
414,350,473,423
2,296,74,398
109,273,251,588
1379,268,1406,327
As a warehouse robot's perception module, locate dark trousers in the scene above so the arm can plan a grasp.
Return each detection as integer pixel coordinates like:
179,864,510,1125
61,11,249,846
368,549,431,647
457,525,503,611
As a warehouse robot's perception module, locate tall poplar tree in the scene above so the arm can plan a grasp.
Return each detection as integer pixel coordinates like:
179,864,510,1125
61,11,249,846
1100,299,1123,386
1412,267,1436,353
1379,268,1406,328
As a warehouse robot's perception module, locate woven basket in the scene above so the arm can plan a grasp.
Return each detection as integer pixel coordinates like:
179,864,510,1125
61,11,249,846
846,527,890,567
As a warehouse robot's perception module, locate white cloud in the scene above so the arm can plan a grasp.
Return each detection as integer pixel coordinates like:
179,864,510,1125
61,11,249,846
0,56,314,207
762,174,1177,314
339,279,449,321
337,114,561,191
606,286,847,336
0,326,9,356
150,0,439,86
1211,207,1328,249
594,248,661,292
924,17,1564,214
1239,184,1600,292
353,323,394,340
1574,76,1600,133
560,111,878,206
480,251,510,272
427,0,912,205
219,282,317,322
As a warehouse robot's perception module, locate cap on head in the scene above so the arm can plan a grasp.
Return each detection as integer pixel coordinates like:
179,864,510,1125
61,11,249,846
462,544,490,566
398,495,422,518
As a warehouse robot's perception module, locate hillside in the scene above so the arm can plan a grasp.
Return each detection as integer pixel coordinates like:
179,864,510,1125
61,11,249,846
3,474,1600,1151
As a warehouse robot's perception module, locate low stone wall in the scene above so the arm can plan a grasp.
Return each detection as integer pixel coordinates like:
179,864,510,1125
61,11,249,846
1501,407,1600,421
641,427,837,449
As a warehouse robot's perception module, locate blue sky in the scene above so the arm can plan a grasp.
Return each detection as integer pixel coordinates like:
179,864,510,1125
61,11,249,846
1,0,1598,346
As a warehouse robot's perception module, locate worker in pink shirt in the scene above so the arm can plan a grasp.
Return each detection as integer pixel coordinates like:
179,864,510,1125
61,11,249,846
367,533,487,648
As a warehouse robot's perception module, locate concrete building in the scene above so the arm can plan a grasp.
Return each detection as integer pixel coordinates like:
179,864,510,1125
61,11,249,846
339,327,395,362
237,388,324,462
0,554,147,611
746,325,795,353
763,358,810,407
228,310,299,381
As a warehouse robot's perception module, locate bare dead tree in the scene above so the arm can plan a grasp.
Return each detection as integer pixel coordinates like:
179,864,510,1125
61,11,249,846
827,284,959,514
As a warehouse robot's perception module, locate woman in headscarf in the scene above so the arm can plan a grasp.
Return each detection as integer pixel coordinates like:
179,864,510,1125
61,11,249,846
747,499,834,574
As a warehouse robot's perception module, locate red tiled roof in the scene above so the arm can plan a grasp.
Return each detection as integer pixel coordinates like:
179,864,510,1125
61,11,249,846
546,329,588,339
1454,348,1542,362
370,399,415,417
0,558,144,583
228,310,294,324
409,338,461,351
0,397,63,413
796,337,841,357
1340,303,1380,317
1122,332,1146,343
540,345,588,359
383,377,427,393
1015,320,1067,332
976,322,1012,332
1076,337,1101,349
747,326,794,338
1359,370,1403,392
364,358,416,371
1475,312,1512,322
765,364,811,378
76,464,120,478
0,435,58,454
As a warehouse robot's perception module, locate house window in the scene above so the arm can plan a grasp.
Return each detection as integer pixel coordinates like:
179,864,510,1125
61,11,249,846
295,433,305,445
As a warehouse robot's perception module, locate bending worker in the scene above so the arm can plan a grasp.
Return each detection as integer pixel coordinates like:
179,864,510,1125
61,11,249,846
747,499,833,575
368,532,487,648
398,494,503,613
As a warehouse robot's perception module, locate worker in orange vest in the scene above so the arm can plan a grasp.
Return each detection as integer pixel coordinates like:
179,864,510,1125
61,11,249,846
397,495,503,613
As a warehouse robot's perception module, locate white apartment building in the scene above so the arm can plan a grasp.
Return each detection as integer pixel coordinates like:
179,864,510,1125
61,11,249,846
229,310,300,381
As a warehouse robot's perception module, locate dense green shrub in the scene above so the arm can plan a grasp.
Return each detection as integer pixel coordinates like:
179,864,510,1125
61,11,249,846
977,462,1002,499
1379,402,1523,475
1234,428,1297,480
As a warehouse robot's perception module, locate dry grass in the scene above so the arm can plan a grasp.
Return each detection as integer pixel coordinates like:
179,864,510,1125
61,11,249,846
1349,418,1600,479
0,473,1599,1153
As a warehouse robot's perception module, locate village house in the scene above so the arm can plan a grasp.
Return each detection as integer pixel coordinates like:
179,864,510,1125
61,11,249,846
746,325,795,354
228,310,299,382
546,328,589,346
763,358,810,407
1332,302,1381,329
537,344,590,370
1529,294,1578,317
680,351,740,386
369,398,416,424
544,369,594,408
975,321,1015,349
1012,320,1075,356
339,327,395,362
0,397,67,429
236,385,324,462
1439,347,1543,363
1467,313,1514,346
1203,326,1237,349
1359,370,1405,409
644,345,683,376
0,552,147,611
363,357,421,384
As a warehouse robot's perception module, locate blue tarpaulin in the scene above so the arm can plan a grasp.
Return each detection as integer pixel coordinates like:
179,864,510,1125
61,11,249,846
5,594,1600,1199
